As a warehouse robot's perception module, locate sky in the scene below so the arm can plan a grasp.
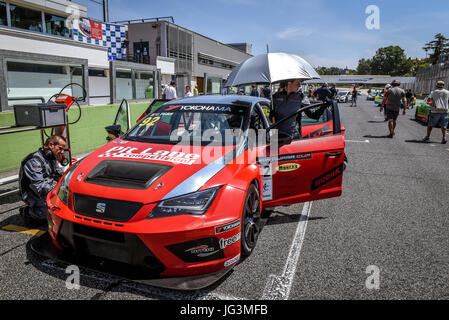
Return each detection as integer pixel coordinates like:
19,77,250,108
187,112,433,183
74,0,449,69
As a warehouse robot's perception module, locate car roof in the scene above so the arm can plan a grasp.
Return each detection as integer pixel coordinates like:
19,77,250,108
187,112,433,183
167,95,271,107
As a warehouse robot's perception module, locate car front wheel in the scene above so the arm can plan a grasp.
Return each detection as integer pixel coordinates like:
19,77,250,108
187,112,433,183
241,182,261,257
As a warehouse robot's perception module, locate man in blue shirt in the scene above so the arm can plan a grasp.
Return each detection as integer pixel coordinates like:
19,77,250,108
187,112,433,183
315,83,333,101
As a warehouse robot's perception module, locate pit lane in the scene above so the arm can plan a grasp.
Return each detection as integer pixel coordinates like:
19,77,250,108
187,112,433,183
1,95,448,300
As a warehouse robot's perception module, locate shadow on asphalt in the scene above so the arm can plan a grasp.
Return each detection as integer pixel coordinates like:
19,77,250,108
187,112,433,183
25,237,235,299
405,139,442,144
367,120,387,123
265,210,326,226
0,192,22,206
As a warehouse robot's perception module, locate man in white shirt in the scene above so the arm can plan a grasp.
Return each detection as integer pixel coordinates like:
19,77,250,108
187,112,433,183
422,81,449,144
164,81,177,100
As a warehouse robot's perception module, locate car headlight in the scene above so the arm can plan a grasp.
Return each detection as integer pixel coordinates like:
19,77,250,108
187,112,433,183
57,160,83,206
147,186,221,219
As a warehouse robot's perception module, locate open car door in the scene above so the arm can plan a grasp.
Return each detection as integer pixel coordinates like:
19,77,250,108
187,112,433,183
261,101,345,208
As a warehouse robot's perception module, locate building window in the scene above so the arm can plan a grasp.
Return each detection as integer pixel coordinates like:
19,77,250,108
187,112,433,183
0,1,6,26
135,71,155,99
206,77,222,95
198,54,236,70
167,25,193,73
89,69,106,77
9,4,42,32
45,13,71,38
6,61,84,106
115,68,133,100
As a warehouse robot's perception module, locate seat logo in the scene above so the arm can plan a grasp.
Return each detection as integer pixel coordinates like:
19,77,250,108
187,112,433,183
96,203,106,214
276,163,300,172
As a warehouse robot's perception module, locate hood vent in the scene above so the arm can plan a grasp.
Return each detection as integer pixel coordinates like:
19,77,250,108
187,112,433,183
84,160,171,190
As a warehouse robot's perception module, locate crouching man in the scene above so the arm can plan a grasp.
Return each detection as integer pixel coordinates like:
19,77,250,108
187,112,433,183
19,135,66,226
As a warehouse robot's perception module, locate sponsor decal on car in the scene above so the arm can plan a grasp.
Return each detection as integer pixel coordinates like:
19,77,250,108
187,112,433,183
262,175,273,201
276,163,300,172
224,253,241,267
165,237,224,263
98,146,200,165
311,163,344,191
180,105,232,112
185,245,220,257
219,233,241,249
257,152,312,164
215,220,240,234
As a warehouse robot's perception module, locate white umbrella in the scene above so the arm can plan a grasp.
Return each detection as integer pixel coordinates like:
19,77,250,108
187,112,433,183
224,52,320,87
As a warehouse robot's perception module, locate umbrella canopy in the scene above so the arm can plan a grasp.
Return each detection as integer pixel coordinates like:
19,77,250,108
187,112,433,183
224,52,320,87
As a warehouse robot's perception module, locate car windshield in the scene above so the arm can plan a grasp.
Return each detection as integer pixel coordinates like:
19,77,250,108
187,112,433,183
124,104,248,146
338,91,348,96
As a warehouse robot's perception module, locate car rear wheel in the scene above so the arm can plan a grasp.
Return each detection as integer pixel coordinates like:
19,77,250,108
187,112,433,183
241,182,261,257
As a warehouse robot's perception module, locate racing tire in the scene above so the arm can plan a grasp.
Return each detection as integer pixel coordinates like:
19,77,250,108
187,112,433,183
241,182,261,258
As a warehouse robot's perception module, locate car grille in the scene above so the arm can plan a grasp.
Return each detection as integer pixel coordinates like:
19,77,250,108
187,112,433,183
57,221,166,275
73,193,143,222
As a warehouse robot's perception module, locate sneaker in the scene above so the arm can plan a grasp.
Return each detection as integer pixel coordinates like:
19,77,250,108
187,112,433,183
442,138,448,144
387,133,394,138
422,136,430,142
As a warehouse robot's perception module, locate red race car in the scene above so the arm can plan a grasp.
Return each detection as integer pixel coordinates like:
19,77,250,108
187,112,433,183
32,95,346,290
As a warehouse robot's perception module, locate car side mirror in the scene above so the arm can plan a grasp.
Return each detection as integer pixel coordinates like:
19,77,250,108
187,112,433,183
105,124,122,141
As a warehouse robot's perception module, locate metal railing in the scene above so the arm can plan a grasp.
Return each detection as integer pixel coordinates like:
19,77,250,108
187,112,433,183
112,16,174,24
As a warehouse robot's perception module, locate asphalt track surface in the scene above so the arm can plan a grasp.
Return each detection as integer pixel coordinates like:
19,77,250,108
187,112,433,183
0,96,448,300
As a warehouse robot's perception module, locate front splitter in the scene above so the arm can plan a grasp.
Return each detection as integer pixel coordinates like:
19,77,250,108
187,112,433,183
29,232,234,291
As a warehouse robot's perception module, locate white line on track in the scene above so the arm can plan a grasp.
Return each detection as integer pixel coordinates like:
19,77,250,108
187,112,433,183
261,201,313,300
346,139,370,143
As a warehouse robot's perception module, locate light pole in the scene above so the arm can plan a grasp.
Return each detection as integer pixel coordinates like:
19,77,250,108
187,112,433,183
89,0,109,22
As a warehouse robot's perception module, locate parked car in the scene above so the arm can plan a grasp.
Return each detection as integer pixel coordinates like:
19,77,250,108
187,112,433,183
414,95,449,125
367,91,380,101
337,91,350,103
34,95,346,290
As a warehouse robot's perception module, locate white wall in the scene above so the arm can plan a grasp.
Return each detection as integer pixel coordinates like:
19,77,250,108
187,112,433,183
89,75,110,105
0,31,109,68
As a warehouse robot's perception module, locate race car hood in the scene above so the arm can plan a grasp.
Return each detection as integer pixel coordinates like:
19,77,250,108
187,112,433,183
68,139,238,204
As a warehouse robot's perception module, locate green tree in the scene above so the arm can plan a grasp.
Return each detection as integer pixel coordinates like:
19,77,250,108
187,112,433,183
356,58,372,75
405,58,431,76
370,46,413,76
423,33,449,65
315,66,357,75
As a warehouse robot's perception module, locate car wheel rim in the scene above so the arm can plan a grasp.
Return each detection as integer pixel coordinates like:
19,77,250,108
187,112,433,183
243,186,260,249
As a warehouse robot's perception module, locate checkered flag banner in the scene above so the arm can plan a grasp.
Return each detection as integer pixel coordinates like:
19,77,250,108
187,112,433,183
72,18,128,61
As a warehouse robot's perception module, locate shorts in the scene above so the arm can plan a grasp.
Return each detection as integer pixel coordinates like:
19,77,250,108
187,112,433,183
428,112,449,128
386,109,399,121
352,97,357,102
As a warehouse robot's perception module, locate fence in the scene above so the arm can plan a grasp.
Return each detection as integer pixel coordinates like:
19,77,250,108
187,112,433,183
413,62,449,95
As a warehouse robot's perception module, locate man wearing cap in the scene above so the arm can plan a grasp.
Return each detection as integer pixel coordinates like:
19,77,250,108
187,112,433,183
380,80,407,138
422,80,449,144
